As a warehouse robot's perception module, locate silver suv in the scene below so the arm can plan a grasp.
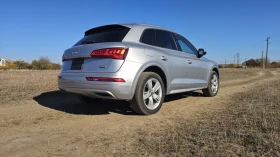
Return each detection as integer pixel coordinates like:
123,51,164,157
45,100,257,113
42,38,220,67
58,23,219,115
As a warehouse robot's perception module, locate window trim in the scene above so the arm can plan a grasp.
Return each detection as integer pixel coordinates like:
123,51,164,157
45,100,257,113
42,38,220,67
170,33,179,51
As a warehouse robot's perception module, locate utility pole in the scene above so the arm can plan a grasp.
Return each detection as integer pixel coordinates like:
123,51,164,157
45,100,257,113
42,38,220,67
234,55,236,64
225,59,226,67
265,37,271,69
262,50,265,69
237,53,240,65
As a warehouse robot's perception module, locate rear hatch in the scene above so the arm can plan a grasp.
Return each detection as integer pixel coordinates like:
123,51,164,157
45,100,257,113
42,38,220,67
61,24,131,73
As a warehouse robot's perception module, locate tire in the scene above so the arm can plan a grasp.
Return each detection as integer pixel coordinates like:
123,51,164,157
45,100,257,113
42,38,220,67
202,71,219,97
77,95,102,103
130,72,165,115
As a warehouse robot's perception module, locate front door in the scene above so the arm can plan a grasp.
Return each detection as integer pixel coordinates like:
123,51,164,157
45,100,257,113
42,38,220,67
172,33,208,89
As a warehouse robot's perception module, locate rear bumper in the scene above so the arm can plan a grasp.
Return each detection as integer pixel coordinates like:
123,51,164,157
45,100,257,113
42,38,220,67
58,84,133,100
58,61,143,100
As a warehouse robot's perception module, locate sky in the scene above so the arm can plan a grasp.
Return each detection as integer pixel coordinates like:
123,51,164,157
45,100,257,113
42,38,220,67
0,0,280,64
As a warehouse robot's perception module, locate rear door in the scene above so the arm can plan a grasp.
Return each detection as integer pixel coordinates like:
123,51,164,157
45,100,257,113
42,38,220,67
152,29,189,92
61,25,131,73
172,33,208,88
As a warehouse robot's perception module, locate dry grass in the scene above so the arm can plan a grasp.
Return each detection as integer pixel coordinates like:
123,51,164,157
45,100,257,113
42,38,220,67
0,69,263,104
1,68,279,156
133,78,280,156
0,70,59,104
219,68,262,82
0,69,258,104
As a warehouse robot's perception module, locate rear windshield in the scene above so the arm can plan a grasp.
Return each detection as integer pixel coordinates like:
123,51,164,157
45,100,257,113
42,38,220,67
73,25,130,46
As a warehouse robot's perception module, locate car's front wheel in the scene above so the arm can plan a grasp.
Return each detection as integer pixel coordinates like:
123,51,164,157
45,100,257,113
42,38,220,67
202,71,219,97
130,72,165,115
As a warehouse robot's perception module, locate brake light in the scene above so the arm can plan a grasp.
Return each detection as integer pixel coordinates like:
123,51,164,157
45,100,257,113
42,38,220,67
86,77,125,82
62,54,65,62
90,48,128,60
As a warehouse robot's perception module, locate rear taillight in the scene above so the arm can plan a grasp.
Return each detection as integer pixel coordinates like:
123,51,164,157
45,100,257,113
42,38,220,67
62,54,65,62
86,77,125,82
90,48,128,60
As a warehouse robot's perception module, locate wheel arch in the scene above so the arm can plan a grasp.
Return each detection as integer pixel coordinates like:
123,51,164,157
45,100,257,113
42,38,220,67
131,62,169,97
205,65,220,87
212,67,220,78
143,66,168,92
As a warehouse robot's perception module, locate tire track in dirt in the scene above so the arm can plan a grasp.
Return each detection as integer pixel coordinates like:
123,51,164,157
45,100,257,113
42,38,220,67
0,70,279,156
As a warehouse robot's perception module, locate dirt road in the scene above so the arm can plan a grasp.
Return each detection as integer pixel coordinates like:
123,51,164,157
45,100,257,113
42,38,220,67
0,69,279,156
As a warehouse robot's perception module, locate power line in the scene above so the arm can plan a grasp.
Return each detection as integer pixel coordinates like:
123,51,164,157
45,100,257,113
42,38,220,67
254,42,264,48
270,39,280,42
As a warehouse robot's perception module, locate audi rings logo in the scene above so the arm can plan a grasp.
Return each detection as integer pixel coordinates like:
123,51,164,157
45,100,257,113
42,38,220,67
72,50,80,55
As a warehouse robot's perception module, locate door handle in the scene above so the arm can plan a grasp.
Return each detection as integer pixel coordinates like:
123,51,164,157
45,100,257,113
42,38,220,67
187,60,192,64
161,56,167,61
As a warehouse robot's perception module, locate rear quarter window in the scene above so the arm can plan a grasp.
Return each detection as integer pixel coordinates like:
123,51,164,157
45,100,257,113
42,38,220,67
140,29,156,46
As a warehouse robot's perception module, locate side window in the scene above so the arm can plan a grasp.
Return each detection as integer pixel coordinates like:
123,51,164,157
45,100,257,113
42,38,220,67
140,29,156,46
173,33,197,55
155,30,177,50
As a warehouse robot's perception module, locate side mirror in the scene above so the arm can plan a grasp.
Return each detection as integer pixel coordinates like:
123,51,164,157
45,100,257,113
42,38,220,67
198,48,206,58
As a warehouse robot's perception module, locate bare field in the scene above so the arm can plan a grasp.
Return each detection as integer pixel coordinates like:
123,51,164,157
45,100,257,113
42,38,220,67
0,70,59,104
220,68,262,81
0,69,270,104
135,74,280,156
0,68,280,156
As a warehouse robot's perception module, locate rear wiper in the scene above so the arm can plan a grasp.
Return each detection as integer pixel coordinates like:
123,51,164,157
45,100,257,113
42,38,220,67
82,41,102,44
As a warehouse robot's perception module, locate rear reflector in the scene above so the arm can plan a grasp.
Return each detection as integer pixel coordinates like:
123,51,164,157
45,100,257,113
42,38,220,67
86,77,125,82
90,48,128,60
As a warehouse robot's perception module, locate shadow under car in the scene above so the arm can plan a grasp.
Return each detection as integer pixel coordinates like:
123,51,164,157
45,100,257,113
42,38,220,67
33,90,204,116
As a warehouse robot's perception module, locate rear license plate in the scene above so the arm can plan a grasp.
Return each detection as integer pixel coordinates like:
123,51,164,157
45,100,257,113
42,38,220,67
71,58,84,70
